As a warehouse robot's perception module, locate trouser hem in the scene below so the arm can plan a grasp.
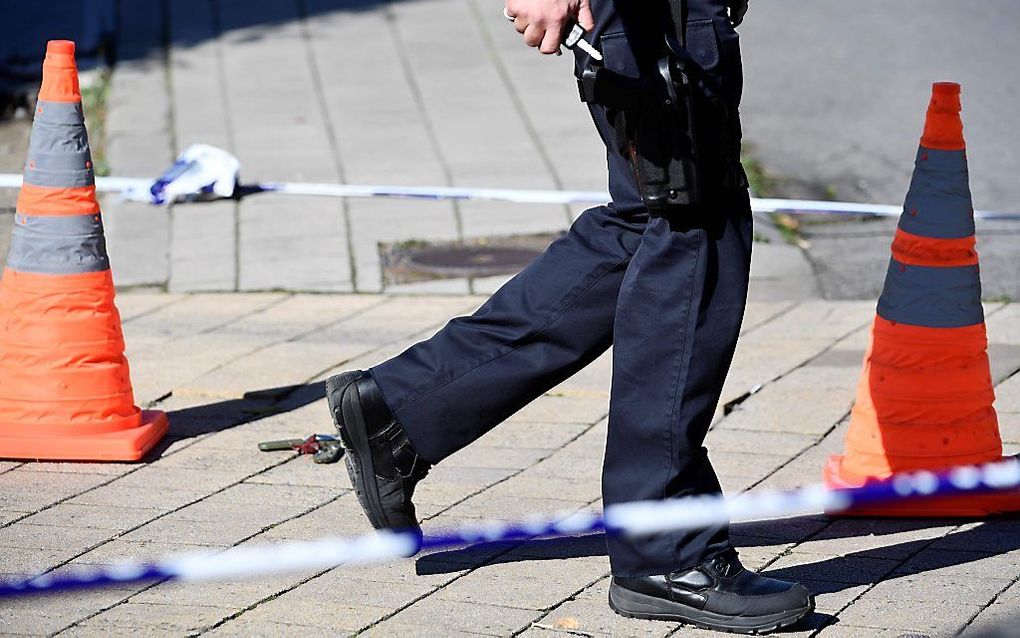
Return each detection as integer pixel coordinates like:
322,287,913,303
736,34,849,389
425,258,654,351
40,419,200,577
609,544,735,579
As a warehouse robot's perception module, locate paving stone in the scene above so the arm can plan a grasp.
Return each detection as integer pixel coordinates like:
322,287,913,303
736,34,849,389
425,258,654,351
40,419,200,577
242,459,346,489
67,482,208,513
534,578,676,637
77,601,240,633
790,580,870,615
894,548,1020,580
117,293,187,322
730,516,831,544
18,503,164,532
960,600,1020,637
169,202,239,292
0,523,113,551
206,619,356,637
866,572,1011,606
436,558,603,611
479,475,602,505
929,520,1020,554
994,374,1020,414
795,518,955,560
764,551,899,585
834,594,984,635
704,429,816,457
503,395,610,426
0,470,114,513
996,578,1020,600
740,302,797,335
123,293,286,347
0,546,88,576
732,543,791,571
709,451,790,480
716,366,857,436
722,301,874,403
815,625,913,638
238,197,351,292
439,495,590,523
17,460,139,477
0,460,23,474
444,445,556,471
253,493,380,541
71,539,228,567
987,304,1020,346
223,597,391,632
119,514,274,546
0,586,142,636
472,421,589,451
105,202,172,288
370,596,540,636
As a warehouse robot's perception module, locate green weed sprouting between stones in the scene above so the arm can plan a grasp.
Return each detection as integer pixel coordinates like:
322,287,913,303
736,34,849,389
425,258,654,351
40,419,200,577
81,68,111,177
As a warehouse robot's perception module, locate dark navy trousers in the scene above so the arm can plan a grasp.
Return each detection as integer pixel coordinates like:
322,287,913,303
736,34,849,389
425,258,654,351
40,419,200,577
372,0,752,577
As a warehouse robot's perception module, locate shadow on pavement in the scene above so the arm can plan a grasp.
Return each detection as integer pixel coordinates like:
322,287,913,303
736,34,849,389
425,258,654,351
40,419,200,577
417,515,1020,591
2,0,413,100
145,381,327,457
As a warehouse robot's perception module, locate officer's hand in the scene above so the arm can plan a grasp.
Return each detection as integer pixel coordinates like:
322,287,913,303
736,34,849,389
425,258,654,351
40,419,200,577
728,0,748,27
504,0,595,55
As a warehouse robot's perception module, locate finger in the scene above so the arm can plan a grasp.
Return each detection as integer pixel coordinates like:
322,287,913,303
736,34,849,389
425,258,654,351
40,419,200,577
578,0,595,30
523,24,544,48
539,25,563,54
513,16,528,34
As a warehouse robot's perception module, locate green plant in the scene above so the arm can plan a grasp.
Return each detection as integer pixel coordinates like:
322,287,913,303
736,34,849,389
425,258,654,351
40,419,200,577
81,69,111,177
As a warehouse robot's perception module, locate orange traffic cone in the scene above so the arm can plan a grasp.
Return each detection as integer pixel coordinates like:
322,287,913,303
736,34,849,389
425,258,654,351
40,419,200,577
0,41,168,461
823,82,1020,516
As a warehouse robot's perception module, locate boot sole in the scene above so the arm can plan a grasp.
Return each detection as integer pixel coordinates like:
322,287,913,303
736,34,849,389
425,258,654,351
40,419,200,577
609,583,814,635
326,372,389,530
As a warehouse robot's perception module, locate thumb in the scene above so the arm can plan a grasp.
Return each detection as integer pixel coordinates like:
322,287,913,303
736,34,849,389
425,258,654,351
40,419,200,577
578,0,595,30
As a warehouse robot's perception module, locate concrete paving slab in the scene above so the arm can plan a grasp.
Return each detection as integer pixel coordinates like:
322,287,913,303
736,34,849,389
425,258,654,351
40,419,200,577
1,294,1018,636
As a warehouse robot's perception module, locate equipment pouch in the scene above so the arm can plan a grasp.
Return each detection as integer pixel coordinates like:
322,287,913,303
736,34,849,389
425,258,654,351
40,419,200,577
579,23,746,214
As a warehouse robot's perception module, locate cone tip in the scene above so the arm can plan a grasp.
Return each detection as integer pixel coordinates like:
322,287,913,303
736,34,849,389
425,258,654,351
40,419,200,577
932,81,961,97
38,40,81,102
46,40,76,55
921,81,965,151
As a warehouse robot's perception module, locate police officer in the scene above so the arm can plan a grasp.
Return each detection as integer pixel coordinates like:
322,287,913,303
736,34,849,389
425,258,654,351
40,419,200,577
325,0,815,632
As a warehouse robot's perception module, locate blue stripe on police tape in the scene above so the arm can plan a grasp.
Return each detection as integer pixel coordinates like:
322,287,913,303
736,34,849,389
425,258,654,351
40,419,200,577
0,458,1017,599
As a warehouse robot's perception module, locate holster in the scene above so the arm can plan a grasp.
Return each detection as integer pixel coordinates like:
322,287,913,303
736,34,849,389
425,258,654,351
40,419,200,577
579,35,746,214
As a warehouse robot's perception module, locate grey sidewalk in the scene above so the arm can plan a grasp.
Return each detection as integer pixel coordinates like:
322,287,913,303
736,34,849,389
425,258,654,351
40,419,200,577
1,292,1019,636
97,0,822,299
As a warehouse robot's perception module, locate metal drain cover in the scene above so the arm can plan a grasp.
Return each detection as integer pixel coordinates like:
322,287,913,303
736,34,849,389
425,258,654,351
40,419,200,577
382,233,559,284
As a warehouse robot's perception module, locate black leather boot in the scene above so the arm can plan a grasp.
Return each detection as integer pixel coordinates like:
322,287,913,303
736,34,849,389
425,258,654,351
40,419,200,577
609,549,814,634
325,370,430,536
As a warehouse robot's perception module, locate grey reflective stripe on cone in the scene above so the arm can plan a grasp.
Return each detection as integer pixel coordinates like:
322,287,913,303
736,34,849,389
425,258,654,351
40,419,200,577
24,100,94,189
33,101,86,126
876,258,984,328
6,214,110,274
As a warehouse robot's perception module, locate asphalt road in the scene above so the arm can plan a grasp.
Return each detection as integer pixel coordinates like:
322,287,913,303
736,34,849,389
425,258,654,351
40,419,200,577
741,0,1019,211
740,1,1020,298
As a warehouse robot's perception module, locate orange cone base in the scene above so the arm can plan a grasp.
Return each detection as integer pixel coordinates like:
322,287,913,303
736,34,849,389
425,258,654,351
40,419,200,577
0,410,169,462
824,455,1020,517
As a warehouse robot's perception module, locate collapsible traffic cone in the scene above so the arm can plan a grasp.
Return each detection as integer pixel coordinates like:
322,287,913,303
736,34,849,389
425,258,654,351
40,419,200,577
823,82,1020,516
0,41,168,461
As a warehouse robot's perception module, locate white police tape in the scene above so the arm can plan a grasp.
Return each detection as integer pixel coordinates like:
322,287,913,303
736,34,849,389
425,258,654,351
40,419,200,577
1,457,1017,598
0,172,1017,219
